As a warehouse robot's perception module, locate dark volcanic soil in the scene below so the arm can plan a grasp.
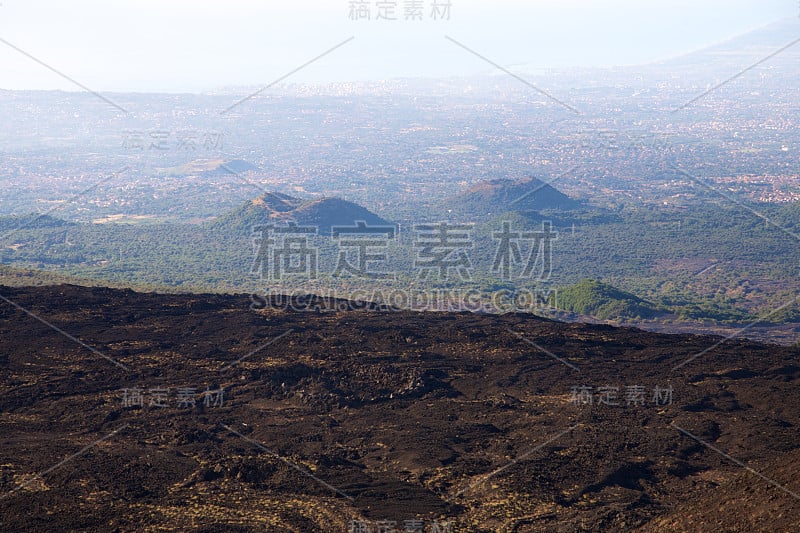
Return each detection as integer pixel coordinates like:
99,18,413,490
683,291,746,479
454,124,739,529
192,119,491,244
0,284,798,532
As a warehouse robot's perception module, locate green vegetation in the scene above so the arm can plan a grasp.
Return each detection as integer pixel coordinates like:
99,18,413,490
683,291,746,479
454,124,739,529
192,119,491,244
550,278,663,320
0,199,798,327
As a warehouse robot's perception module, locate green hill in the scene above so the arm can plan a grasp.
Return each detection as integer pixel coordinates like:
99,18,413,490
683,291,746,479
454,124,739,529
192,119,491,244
210,193,395,235
552,278,663,320
155,158,258,177
0,214,73,232
452,176,582,220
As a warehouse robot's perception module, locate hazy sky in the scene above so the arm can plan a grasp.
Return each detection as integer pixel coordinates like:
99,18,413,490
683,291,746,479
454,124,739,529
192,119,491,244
0,0,795,92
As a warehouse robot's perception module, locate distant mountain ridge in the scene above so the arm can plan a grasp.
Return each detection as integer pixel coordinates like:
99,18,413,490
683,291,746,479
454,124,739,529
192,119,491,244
656,17,800,67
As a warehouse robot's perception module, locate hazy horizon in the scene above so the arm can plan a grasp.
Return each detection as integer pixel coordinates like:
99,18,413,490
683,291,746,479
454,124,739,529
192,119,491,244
0,0,796,93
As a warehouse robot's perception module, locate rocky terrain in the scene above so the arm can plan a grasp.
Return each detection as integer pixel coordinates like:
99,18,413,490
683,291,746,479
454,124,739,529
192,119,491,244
0,284,798,532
